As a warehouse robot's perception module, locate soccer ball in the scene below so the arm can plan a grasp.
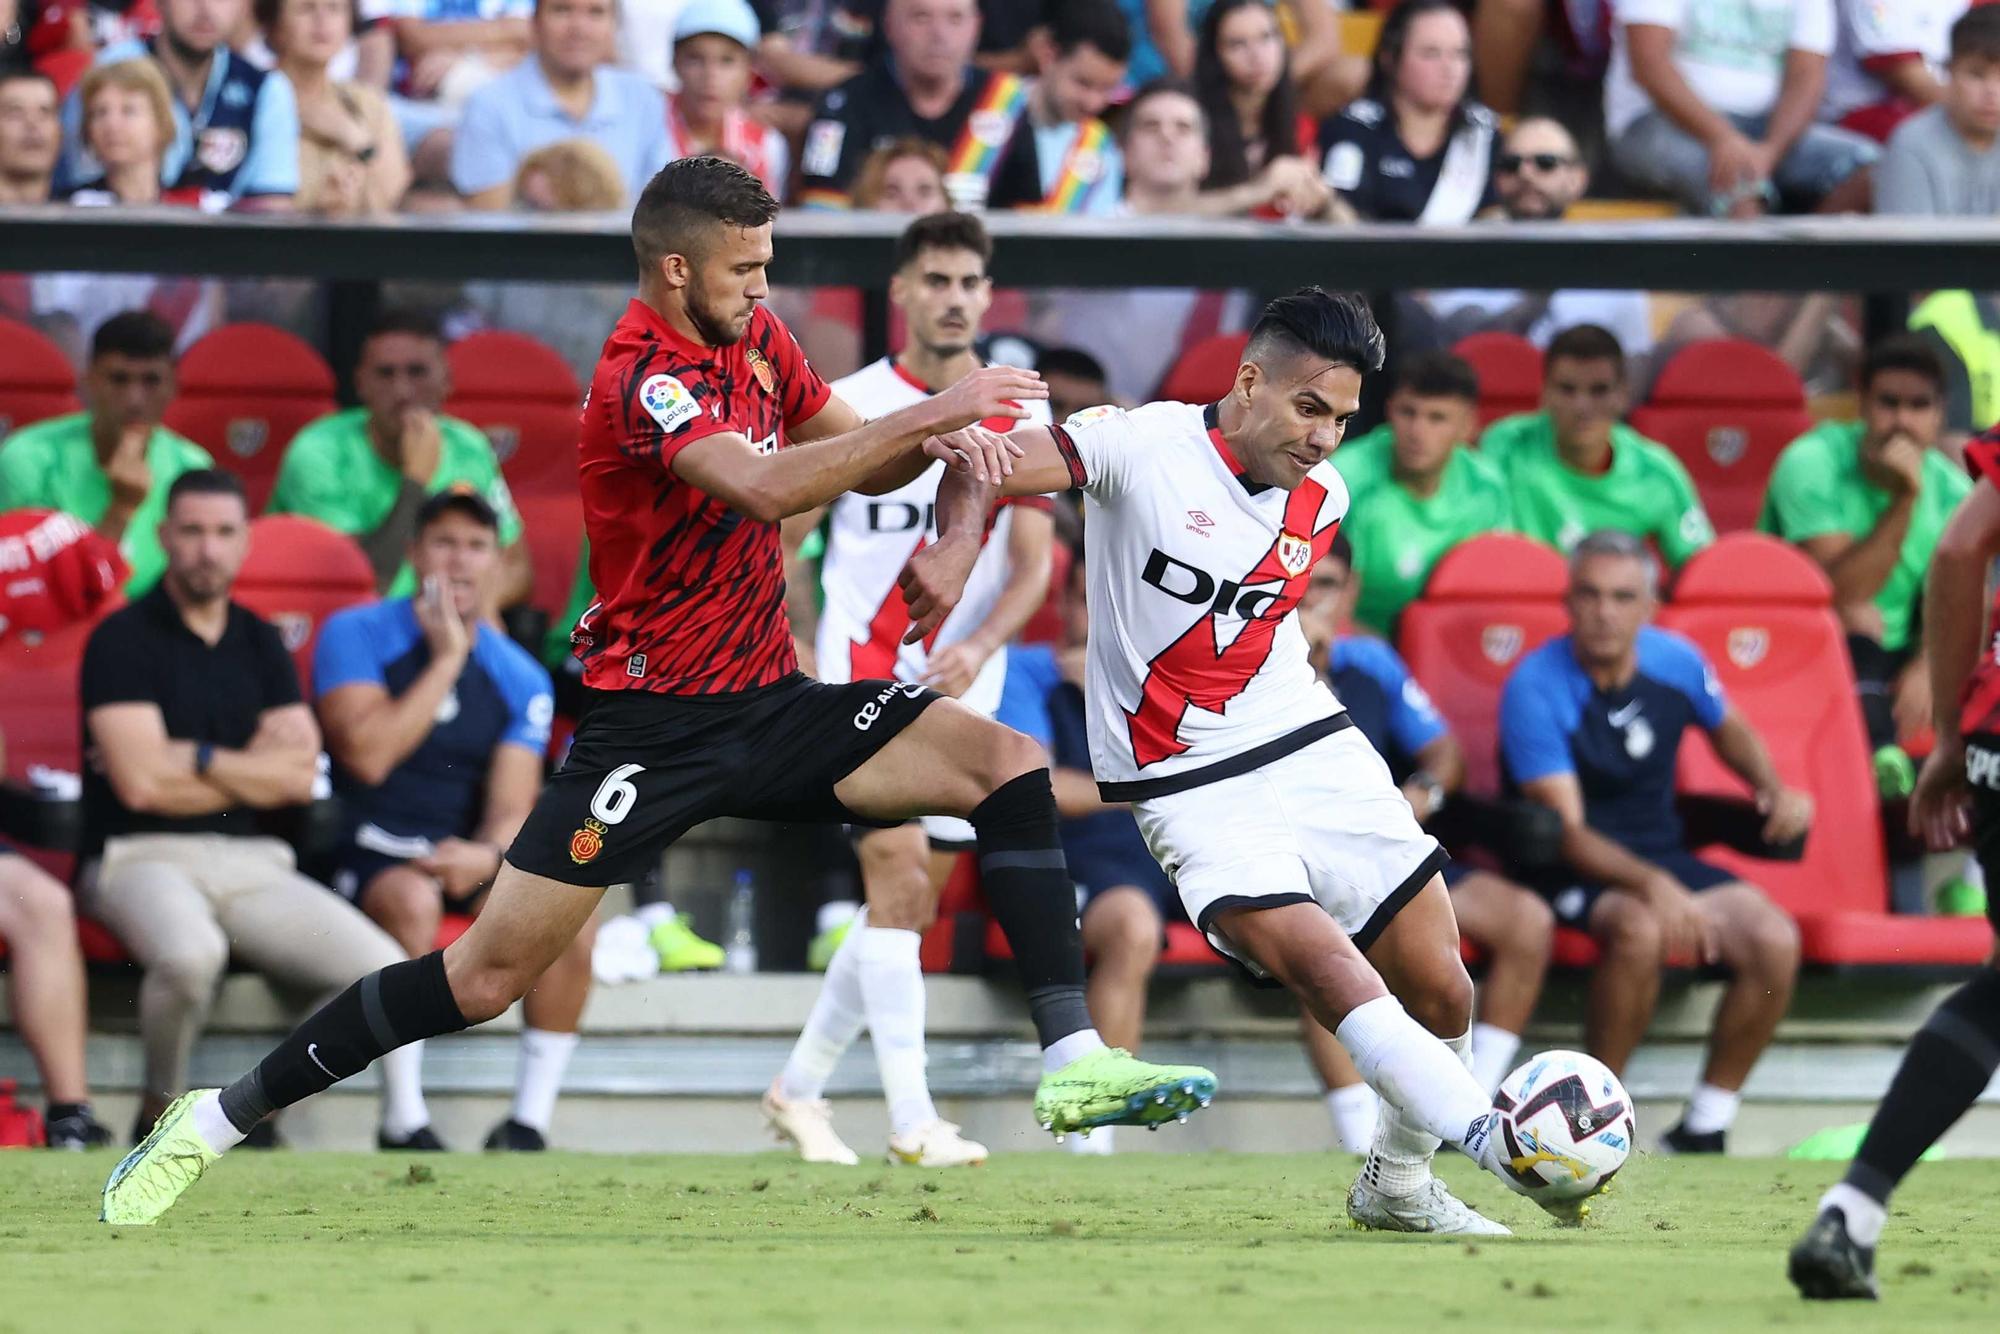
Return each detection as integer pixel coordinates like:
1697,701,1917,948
1490,1050,1633,1202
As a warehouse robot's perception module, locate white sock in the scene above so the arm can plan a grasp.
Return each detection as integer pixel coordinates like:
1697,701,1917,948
1042,1027,1107,1074
1682,1082,1742,1136
1324,1084,1380,1154
779,908,870,1102
191,1089,247,1153
511,1028,579,1133
634,901,678,927
855,925,937,1138
1337,998,1494,1183
1469,1023,1522,1095
817,900,861,935
1064,1126,1115,1155
1819,1182,1887,1248
377,1038,431,1139
1361,1027,1471,1195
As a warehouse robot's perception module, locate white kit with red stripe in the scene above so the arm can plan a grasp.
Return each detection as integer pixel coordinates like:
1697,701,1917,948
816,356,1052,721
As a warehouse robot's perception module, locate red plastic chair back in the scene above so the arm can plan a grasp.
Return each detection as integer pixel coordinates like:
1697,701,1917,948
1452,332,1544,428
513,490,585,622
1157,333,1250,405
1629,339,1811,534
0,318,80,440
232,515,375,694
163,324,337,511
444,332,583,498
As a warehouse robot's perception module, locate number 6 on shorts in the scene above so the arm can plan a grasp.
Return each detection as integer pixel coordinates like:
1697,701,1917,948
590,763,645,825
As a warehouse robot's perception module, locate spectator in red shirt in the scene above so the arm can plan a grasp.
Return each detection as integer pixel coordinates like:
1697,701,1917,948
0,67,59,203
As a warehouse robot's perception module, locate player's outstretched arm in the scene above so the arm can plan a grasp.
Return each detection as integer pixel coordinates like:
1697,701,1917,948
669,366,1044,523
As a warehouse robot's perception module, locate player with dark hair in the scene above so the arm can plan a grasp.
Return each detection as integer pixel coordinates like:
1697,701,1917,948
100,155,1213,1226
902,286,1592,1235
1790,427,2000,1300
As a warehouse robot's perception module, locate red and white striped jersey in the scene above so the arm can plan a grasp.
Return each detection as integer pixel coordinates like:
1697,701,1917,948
815,357,1052,717
1050,400,1349,799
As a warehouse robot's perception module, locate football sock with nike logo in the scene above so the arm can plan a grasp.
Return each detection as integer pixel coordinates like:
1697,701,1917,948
970,770,1097,1050
218,951,469,1135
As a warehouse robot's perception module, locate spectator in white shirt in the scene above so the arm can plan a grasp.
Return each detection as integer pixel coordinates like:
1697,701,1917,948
1604,0,1876,216
1822,0,1963,143
1876,4,2000,216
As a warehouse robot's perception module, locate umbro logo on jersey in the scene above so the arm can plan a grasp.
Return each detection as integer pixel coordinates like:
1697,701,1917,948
1184,510,1213,537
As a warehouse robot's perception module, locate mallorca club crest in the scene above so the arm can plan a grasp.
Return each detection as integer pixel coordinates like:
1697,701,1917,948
1482,623,1525,666
1727,626,1769,669
569,817,607,866
1276,530,1314,579
746,347,776,395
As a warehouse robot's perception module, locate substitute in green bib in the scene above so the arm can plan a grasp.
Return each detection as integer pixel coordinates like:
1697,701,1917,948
1759,335,1971,791
266,310,530,605
1332,351,1513,636
1480,323,1714,568
0,311,211,596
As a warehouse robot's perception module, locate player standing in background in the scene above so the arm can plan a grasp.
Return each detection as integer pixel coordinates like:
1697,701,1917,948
1790,427,2000,1300
767,212,1053,1169
101,157,1213,1226
901,288,1592,1234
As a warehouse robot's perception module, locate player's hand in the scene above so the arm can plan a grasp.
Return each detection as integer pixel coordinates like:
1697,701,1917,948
1706,130,1765,196
921,639,989,698
1755,784,1814,845
1910,737,1973,850
415,573,472,664
104,422,153,509
1643,872,1718,966
400,409,443,484
898,537,979,645
1262,155,1331,217
1878,432,1927,496
416,837,501,898
927,365,1047,435
924,425,1021,485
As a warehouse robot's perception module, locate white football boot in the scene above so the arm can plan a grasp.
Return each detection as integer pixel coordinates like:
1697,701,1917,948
762,1079,860,1165
888,1120,989,1167
1347,1175,1513,1236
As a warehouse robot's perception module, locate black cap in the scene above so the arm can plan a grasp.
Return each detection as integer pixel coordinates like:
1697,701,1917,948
415,484,500,533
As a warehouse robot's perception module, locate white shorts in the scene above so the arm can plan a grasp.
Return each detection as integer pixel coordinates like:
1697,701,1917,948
1132,725,1446,976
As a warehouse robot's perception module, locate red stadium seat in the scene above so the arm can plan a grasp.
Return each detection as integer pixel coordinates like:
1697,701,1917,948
444,331,582,498
0,318,80,440
1017,541,1072,646
1628,339,1811,535
0,614,100,886
1660,534,1989,964
1157,333,1250,405
163,324,337,512
1451,332,1543,429
1395,533,1569,797
513,490,585,622
232,515,375,695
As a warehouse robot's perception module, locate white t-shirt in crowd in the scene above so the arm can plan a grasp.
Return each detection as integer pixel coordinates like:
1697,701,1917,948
1822,0,1964,125
1604,0,1837,137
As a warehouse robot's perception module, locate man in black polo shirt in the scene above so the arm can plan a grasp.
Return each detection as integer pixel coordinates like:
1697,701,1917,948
79,470,426,1141
798,0,1031,210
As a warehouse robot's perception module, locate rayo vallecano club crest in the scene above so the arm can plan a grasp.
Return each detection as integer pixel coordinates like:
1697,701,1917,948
1276,530,1313,578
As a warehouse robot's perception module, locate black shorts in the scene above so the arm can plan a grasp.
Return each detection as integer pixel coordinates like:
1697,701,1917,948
508,674,942,887
1534,851,1738,930
1961,735,2000,933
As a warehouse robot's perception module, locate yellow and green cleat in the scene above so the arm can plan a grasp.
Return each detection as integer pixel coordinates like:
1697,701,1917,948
101,1090,222,1225
1032,1046,1216,1137
650,913,725,972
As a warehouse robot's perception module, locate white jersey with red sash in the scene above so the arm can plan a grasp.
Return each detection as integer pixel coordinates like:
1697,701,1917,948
666,93,789,199
1051,399,1348,800
816,357,1052,719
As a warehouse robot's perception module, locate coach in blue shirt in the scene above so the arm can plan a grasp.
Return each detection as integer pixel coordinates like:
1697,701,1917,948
450,0,669,207
313,489,587,1154
63,0,298,205
1499,529,1812,1155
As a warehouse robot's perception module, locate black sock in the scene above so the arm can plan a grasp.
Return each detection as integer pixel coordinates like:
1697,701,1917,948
1846,969,2000,1204
46,1101,91,1123
971,769,1093,1049
218,951,469,1134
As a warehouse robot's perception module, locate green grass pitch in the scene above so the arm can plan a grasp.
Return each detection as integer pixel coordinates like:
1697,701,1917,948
4,1150,1998,1332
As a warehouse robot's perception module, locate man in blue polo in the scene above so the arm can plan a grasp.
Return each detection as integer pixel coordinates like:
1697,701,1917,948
1500,530,1812,1155
63,0,298,206
313,490,589,1152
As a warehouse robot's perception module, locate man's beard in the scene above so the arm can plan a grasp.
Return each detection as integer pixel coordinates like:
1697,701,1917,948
687,277,747,346
169,565,231,605
161,27,215,64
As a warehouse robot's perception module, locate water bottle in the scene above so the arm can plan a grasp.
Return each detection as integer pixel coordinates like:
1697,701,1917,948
725,869,757,974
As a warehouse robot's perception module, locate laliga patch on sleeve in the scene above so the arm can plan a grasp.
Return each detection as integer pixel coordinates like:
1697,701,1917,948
639,374,701,435
803,120,846,179
1324,141,1364,192
1063,404,1118,430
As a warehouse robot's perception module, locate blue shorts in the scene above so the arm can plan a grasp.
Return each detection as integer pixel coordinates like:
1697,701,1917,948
1536,851,1737,930
330,823,485,913
1069,846,1181,923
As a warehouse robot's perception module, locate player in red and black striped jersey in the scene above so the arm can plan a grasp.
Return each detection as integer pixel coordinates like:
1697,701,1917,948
1791,427,2000,1300
99,158,1217,1227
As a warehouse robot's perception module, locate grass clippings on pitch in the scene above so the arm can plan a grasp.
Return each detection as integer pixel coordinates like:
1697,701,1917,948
3,1151,1997,1332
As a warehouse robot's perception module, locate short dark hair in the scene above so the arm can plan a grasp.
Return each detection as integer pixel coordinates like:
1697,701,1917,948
1123,77,1207,140
1861,333,1946,395
1245,287,1385,377
632,155,780,272
1047,0,1132,63
1038,346,1108,384
1952,4,2000,64
1327,529,1353,569
364,307,445,346
1392,351,1480,403
0,68,59,98
254,0,361,41
166,468,247,510
91,310,175,363
416,486,500,534
892,211,992,274
1545,323,1626,374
